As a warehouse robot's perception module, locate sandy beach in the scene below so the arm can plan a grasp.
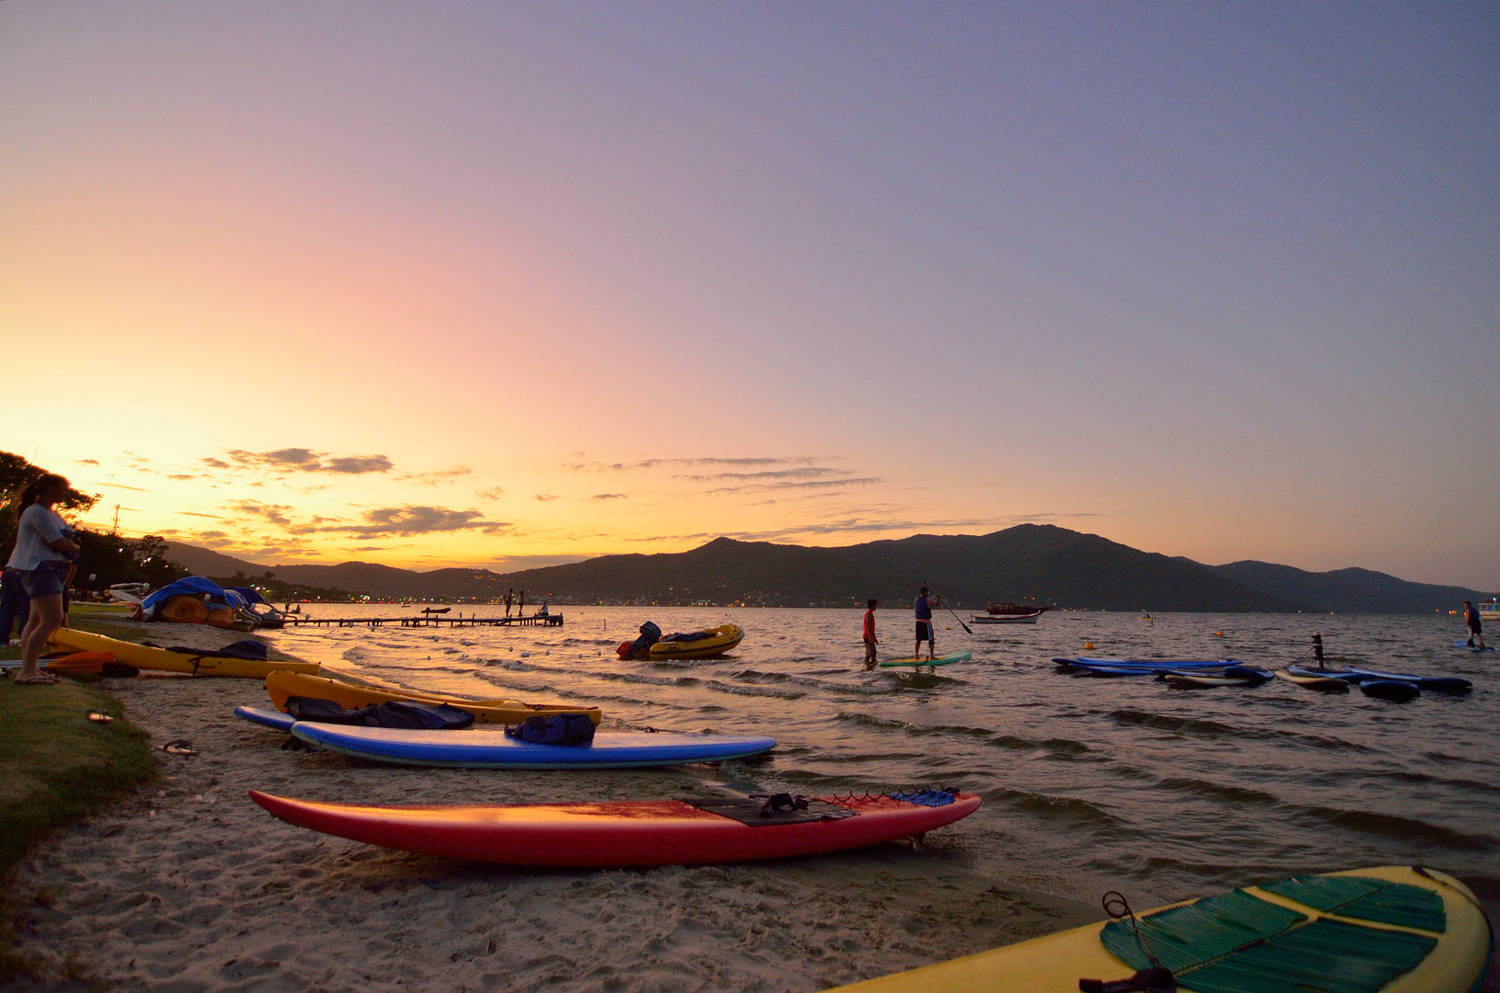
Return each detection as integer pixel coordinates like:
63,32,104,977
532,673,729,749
9,620,1097,993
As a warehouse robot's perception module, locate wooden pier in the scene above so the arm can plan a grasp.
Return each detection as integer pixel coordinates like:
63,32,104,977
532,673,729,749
280,612,563,629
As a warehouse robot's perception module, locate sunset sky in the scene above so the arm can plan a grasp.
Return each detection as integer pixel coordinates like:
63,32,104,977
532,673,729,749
4,2,1496,588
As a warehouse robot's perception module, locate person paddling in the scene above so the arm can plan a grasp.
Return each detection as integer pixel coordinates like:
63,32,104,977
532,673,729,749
1311,631,1325,668
1462,601,1486,650
914,586,938,661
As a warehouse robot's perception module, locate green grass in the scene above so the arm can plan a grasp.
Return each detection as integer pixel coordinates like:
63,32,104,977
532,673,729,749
0,626,160,984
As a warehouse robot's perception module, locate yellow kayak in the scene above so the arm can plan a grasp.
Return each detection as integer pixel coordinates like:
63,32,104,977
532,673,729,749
647,623,745,660
49,627,320,679
264,670,603,726
822,865,1491,993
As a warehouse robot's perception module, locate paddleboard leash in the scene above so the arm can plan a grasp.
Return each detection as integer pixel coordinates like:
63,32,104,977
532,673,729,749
1077,891,1177,993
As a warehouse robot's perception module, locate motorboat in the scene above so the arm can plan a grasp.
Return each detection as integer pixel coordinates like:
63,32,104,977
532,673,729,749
970,610,1044,624
973,601,1052,624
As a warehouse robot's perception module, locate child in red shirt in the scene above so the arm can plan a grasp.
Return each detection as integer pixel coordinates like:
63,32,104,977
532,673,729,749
862,599,878,664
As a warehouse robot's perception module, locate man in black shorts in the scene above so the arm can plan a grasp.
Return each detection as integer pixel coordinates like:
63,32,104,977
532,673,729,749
1463,601,1485,649
913,586,938,660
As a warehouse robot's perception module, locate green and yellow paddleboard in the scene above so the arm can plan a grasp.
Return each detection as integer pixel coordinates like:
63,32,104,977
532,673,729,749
822,865,1491,993
877,651,971,668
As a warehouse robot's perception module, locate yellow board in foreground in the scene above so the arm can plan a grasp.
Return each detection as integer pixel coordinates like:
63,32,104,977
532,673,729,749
49,627,321,679
264,670,603,726
822,865,1491,993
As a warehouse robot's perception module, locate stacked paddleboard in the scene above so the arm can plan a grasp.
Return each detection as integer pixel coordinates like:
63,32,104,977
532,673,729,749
264,670,602,726
49,628,319,679
279,722,775,769
1056,656,1469,698
238,702,775,770
819,865,1492,992
249,788,980,867
1054,658,1269,686
1284,665,1472,702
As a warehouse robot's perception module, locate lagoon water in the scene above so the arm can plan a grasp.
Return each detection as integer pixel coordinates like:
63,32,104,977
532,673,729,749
264,605,1500,958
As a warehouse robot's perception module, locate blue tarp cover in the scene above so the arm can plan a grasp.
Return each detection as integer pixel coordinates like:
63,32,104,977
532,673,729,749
140,576,249,614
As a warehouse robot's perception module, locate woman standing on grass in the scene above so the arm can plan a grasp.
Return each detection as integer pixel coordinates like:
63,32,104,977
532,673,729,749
6,474,79,685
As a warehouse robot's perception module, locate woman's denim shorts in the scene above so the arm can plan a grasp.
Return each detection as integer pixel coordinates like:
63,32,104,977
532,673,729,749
20,559,70,598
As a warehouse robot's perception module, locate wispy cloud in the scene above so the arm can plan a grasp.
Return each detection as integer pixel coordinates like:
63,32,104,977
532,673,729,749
619,515,1060,546
563,456,828,473
590,493,627,501
212,449,394,475
229,500,297,528
676,467,851,483
705,476,881,495
556,455,875,498
398,466,472,486
323,455,396,474
324,505,512,538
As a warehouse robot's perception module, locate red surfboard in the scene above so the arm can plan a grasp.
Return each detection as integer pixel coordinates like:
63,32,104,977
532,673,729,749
249,789,980,867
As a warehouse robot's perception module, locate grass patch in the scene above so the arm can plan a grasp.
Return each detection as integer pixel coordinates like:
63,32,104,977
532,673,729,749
0,680,159,867
0,666,160,983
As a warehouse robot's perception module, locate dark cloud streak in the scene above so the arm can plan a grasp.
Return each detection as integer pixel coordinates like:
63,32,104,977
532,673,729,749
213,449,394,475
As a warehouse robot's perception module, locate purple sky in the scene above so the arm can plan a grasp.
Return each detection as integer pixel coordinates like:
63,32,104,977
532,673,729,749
4,2,1496,587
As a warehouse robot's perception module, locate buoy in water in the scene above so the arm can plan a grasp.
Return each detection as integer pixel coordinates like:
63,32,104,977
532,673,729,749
1084,641,1095,650
1215,630,1225,637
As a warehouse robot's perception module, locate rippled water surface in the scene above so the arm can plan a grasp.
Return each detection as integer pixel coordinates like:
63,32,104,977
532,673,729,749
264,605,1500,920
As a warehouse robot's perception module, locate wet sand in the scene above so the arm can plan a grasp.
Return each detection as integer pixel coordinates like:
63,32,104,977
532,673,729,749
10,621,1098,993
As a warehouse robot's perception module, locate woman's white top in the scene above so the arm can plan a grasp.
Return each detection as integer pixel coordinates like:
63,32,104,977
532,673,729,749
6,504,70,570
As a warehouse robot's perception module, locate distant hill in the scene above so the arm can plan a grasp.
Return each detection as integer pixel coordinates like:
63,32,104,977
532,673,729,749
159,542,269,581
160,543,512,600
1209,561,1475,614
160,525,1485,612
503,527,1300,611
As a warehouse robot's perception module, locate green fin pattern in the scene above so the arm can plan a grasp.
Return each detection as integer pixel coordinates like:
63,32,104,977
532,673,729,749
1100,881,1438,993
1258,874,1446,933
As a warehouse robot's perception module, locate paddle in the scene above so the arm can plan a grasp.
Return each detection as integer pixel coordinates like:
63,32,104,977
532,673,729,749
925,582,972,635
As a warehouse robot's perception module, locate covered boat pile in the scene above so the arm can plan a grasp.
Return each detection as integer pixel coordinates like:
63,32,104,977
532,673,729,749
130,576,291,630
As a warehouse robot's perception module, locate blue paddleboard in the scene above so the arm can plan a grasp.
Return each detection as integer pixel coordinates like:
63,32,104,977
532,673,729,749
1285,665,1471,695
1159,665,1272,687
236,705,297,731
1452,641,1495,652
1359,679,1421,702
1056,657,1239,669
1062,663,1160,677
288,723,776,769
1056,658,1240,675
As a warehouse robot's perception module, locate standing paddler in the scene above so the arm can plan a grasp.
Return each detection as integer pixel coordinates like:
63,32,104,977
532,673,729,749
913,586,938,661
